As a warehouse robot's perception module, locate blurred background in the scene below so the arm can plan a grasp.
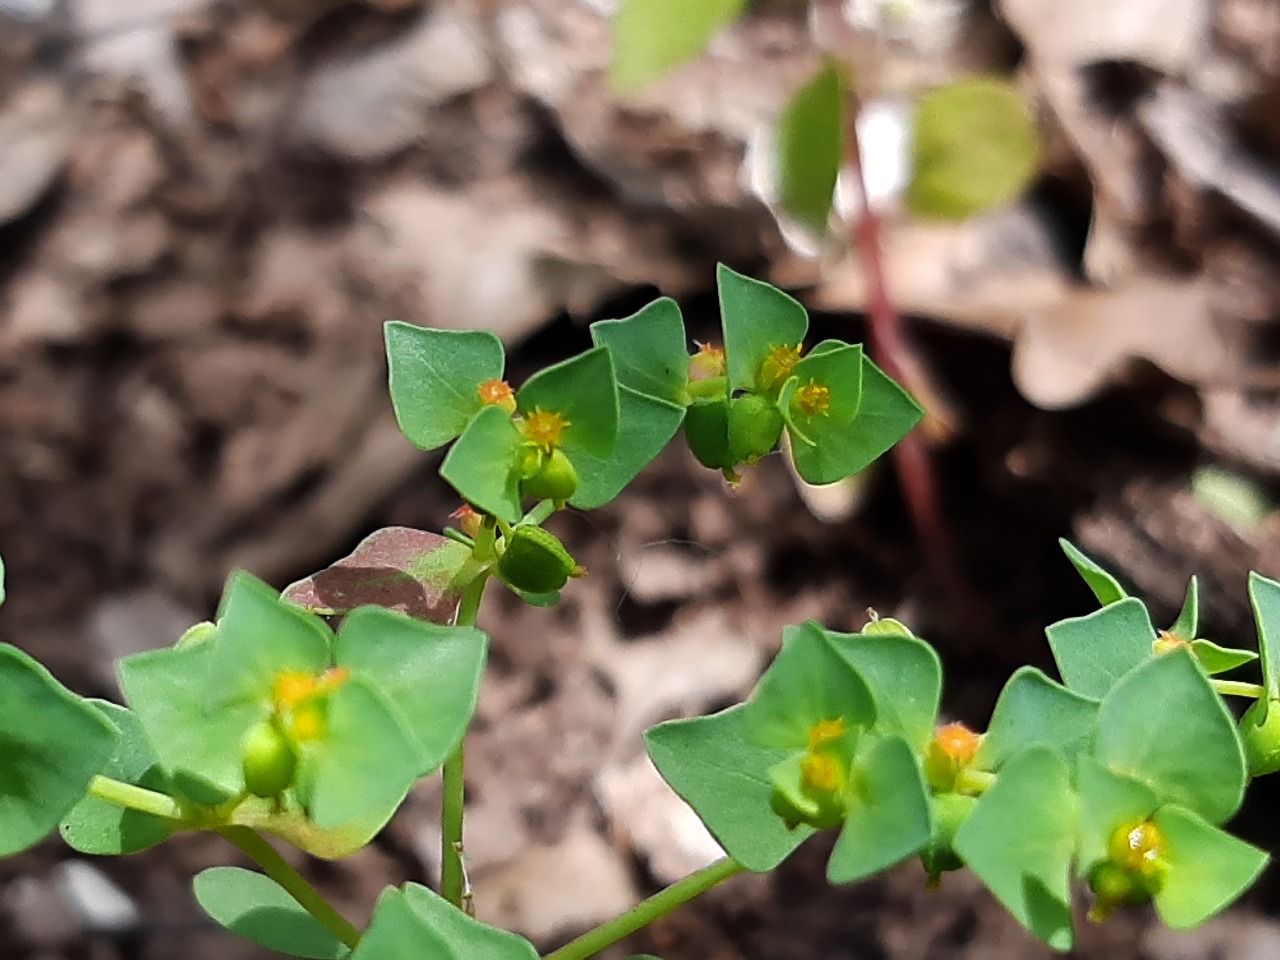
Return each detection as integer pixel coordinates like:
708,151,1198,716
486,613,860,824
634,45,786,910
4,0,1280,958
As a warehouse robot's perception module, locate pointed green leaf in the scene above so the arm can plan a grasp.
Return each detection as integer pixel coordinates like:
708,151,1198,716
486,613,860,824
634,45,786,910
385,322,505,451
1152,804,1268,929
1249,571,1280,708
644,705,814,872
953,748,1077,951
977,667,1099,770
119,640,262,804
402,883,538,959
569,387,684,510
439,405,524,523
742,621,876,751
824,629,941,749
296,677,422,829
590,299,690,405
1059,539,1127,606
0,645,118,856
827,734,932,884
194,866,349,959
1170,577,1199,641
1189,639,1257,676
213,572,333,707
780,342,863,448
717,265,808,395
776,62,845,236
334,607,487,776
61,701,174,855
610,0,746,93
283,527,474,623
518,346,619,459
1045,596,1154,699
1076,757,1159,875
907,77,1040,221
1096,648,1246,825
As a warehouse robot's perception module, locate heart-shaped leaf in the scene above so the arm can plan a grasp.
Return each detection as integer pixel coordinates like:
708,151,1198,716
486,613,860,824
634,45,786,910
824,629,941,749
1151,804,1268,929
569,388,684,511
717,265,809,396
439,405,524,523
194,866,349,959
517,346,619,460
590,299,690,405
1045,597,1154,699
977,667,1098,770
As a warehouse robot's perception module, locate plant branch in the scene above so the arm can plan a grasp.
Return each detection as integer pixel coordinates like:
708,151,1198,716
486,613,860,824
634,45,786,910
541,857,745,960
1213,679,1265,700
441,572,490,909
217,826,361,950
88,775,186,820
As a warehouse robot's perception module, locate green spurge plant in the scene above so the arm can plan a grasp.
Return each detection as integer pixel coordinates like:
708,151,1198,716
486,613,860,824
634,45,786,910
1,267,1278,958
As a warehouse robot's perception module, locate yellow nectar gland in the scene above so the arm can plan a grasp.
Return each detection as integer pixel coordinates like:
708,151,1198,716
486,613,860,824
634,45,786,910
934,722,981,765
793,380,831,418
800,753,842,795
272,667,349,711
759,343,803,391
290,703,327,742
1153,630,1189,655
478,379,517,413
1108,820,1168,879
521,408,570,453
808,717,847,752
689,342,726,381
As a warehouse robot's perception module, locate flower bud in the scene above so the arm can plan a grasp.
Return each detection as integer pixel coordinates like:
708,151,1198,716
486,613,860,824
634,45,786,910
241,719,298,798
497,525,582,595
727,394,784,463
520,448,579,503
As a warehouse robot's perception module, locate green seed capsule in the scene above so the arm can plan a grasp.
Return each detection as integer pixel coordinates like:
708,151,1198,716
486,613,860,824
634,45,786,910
498,525,580,594
683,396,733,470
1241,698,1280,776
241,719,298,798
727,393,784,463
520,448,579,502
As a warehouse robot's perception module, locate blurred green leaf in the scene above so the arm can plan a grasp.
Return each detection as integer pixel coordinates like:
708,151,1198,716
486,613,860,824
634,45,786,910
194,866,348,959
1095,648,1245,825
611,0,747,93
645,706,814,872
953,748,1077,951
1045,597,1154,699
590,298,690,405
977,667,1098,771
1152,804,1268,929
61,701,174,855
0,645,118,856
718,264,809,396
776,62,845,236
1058,539,1127,606
907,77,1040,220
440,405,524,523
385,323,505,451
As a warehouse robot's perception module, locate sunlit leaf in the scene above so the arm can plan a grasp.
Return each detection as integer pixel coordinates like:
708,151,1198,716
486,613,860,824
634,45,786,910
611,0,747,93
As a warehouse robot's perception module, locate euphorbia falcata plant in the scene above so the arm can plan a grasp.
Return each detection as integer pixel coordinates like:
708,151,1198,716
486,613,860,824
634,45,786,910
2,264,1279,959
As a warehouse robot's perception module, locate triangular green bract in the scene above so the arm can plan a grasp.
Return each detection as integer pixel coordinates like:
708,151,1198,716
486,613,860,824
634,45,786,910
402,883,539,959
827,733,932,883
334,607,487,776
283,527,475,624
906,77,1040,221
118,640,263,804
590,299,689,405
212,572,333,708
1170,577,1199,640
644,705,814,872
517,346,619,459
384,322,505,452
0,645,118,857
610,0,746,94
1189,639,1257,676
1045,597,1154,699
440,405,524,523
1058,539,1127,606
1075,757,1159,875
569,387,684,510
193,866,349,959
1249,572,1280,710
295,676,421,829
717,265,808,395
953,748,1077,951
742,621,876,751
977,667,1098,771
824,629,941,749
780,342,863,447
61,701,174,855
776,61,844,237
1151,804,1269,930
1095,648,1246,826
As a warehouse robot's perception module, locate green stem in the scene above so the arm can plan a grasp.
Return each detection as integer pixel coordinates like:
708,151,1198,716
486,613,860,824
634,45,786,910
1213,679,1265,699
441,572,490,909
218,826,361,950
541,858,745,960
89,775,185,820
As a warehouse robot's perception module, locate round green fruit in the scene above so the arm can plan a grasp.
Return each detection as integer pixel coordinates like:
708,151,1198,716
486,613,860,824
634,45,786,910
727,394,784,463
520,448,579,502
683,396,733,470
1241,698,1280,776
241,719,298,798
498,525,579,595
